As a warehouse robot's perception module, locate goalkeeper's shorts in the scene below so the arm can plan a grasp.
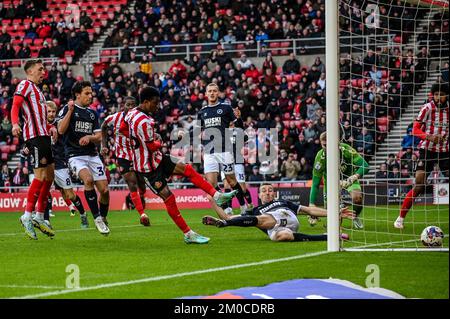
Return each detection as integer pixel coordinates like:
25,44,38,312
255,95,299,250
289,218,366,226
323,180,362,206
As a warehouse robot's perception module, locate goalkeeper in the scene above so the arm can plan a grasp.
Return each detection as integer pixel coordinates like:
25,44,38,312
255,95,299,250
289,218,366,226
309,132,369,229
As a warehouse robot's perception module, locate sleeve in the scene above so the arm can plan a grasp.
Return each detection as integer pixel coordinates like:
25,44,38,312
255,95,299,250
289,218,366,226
103,114,114,127
56,105,68,121
286,201,300,215
93,111,101,132
348,144,369,177
14,80,30,98
416,104,429,123
11,95,24,126
309,152,324,204
228,104,237,124
412,120,427,140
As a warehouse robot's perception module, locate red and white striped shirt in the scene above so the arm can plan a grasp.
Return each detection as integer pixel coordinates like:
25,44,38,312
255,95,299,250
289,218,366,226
124,108,163,173
416,100,449,153
14,80,48,140
104,111,133,161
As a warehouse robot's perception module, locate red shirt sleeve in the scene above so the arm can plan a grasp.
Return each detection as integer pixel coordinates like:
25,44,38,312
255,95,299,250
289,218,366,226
412,120,427,140
11,95,24,126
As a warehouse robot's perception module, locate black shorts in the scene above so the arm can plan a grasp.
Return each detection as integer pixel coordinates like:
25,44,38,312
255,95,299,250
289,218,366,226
137,155,177,195
416,149,449,176
117,158,133,175
26,136,54,169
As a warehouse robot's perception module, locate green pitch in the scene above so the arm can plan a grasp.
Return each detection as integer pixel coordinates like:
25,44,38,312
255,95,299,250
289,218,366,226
0,206,448,299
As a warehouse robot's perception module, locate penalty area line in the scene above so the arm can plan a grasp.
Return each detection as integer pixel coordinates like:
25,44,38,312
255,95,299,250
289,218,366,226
11,250,331,299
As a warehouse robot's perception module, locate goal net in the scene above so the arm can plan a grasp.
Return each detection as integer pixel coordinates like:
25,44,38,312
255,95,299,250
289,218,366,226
331,0,449,251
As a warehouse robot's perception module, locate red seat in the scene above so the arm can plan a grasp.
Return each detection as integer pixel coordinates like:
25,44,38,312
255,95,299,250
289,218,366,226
279,49,289,55
281,41,290,48
1,153,8,161
9,145,17,153
377,117,389,126
269,42,281,48
293,74,302,82
13,137,20,145
0,145,11,153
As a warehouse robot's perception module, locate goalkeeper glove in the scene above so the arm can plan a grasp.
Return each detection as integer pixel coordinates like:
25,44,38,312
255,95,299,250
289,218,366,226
340,174,359,189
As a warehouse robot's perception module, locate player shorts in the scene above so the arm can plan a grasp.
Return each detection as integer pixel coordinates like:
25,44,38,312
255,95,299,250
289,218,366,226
265,209,299,241
416,149,449,176
204,152,235,175
137,155,177,195
117,158,133,175
68,155,107,181
221,164,245,183
26,136,54,169
54,168,73,190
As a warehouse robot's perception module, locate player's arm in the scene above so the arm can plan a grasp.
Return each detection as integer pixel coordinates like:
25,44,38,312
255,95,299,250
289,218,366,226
101,116,113,155
309,153,324,206
80,111,102,146
207,195,241,221
11,95,24,137
342,144,369,188
57,101,74,135
139,121,162,152
297,205,355,220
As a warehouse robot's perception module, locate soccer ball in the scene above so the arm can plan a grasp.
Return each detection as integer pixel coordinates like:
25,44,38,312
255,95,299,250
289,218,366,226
420,226,444,247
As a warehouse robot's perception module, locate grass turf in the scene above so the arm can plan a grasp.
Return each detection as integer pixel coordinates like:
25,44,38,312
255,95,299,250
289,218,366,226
0,206,448,299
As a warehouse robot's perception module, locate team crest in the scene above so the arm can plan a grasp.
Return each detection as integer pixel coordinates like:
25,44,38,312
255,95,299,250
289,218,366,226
90,112,95,120
217,109,223,115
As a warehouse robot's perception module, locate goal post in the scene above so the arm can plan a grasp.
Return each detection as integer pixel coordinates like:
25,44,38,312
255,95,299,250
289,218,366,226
325,0,342,252
325,0,449,252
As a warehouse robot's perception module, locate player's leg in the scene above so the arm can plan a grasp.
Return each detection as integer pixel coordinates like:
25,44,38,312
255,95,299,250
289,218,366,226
221,153,247,213
88,155,110,225
220,174,233,215
31,162,55,237
348,182,364,229
235,164,253,208
395,150,430,229
61,188,88,228
123,169,150,226
172,157,237,205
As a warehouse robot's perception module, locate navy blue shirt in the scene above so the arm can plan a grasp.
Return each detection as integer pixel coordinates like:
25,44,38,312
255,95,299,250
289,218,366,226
251,200,299,216
197,102,236,153
57,104,101,158
49,119,68,169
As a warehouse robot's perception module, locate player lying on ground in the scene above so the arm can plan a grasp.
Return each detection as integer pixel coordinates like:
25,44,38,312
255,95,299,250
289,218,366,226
309,132,369,229
395,82,449,229
101,96,150,226
58,81,110,236
121,86,237,244
11,59,56,240
203,183,353,242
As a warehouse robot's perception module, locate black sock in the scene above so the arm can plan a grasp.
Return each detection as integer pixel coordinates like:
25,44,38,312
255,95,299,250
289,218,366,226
244,189,253,205
99,202,109,218
293,233,327,242
232,183,246,206
84,189,100,219
224,216,258,227
73,195,85,215
44,195,52,221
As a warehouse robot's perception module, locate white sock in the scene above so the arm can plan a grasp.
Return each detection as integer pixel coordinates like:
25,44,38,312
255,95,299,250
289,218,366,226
184,230,195,237
397,216,404,222
23,211,32,219
213,192,221,200
35,212,44,220
69,204,76,211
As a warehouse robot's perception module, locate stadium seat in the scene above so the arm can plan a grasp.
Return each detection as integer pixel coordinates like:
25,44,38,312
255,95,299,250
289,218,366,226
9,145,17,153
1,153,8,162
12,137,19,146
0,145,11,154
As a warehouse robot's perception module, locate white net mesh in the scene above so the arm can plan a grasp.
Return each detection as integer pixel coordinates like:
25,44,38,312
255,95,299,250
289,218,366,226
336,0,449,250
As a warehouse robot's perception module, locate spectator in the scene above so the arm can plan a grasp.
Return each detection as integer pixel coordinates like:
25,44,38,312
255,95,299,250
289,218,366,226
297,157,312,180
168,58,187,79
0,116,12,142
0,164,11,192
375,163,389,180
303,121,318,143
385,153,400,172
306,97,321,122
0,26,11,44
355,126,375,156
282,53,301,74
11,162,28,191
221,29,236,50
281,153,301,181
248,165,264,182
49,39,65,58
401,125,420,150
236,53,252,70
369,65,382,86
427,163,446,184
388,165,401,181
38,41,51,58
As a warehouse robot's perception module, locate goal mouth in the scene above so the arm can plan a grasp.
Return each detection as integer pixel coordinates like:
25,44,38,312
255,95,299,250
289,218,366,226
326,0,449,252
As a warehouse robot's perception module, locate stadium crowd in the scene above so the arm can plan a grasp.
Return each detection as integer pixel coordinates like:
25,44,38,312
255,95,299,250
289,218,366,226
1,0,448,188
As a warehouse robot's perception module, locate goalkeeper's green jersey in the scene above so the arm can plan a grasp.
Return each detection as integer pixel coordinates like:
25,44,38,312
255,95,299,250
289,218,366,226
309,143,369,204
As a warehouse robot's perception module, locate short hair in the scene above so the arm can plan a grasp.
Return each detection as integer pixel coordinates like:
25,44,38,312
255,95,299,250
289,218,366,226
46,101,57,110
259,183,274,191
124,96,136,104
206,83,219,90
320,131,327,142
139,86,160,103
24,59,43,72
431,82,449,95
72,81,92,98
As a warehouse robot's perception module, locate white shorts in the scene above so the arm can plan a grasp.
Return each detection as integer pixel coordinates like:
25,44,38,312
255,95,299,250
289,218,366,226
68,155,107,181
54,168,73,189
204,152,235,175
221,164,245,183
265,209,299,241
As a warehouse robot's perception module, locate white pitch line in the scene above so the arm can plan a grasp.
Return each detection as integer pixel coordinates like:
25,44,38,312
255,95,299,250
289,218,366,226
0,285,64,289
11,250,331,299
0,224,142,237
